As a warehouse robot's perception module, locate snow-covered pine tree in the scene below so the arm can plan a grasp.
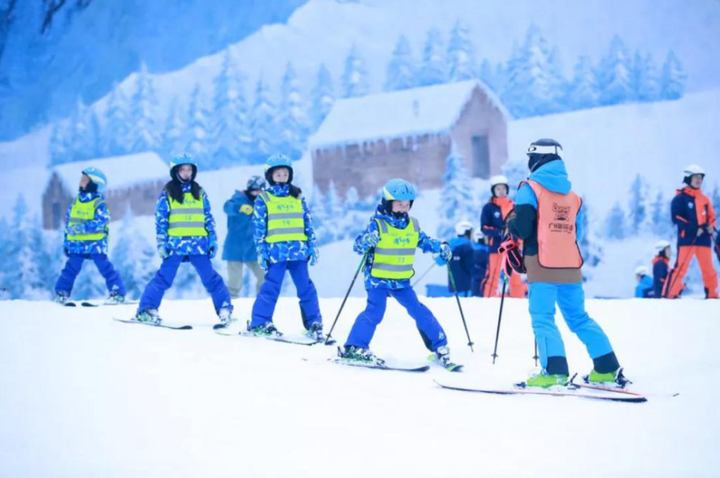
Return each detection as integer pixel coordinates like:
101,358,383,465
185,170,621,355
341,45,370,98
630,51,659,102
162,98,186,157
650,190,674,238
309,184,332,245
447,21,477,82
212,50,250,167
111,208,157,299
248,76,278,163
597,35,633,106
325,181,345,241
48,119,72,166
578,201,603,267
659,50,687,100
605,202,627,240
128,63,161,153
565,55,599,110
277,62,310,160
478,59,497,91
437,145,474,240
66,98,95,162
417,28,446,86
384,35,416,91
0,216,10,298
310,64,335,131
628,174,648,235
184,84,212,163
100,81,131,156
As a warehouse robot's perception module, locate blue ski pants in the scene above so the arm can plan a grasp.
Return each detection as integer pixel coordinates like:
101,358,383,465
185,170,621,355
251,259,321,329
138,254,232,314
345,286,448,352
55,253,125,296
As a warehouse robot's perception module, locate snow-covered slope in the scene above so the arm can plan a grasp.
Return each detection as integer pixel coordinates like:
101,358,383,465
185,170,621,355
1,297,717,477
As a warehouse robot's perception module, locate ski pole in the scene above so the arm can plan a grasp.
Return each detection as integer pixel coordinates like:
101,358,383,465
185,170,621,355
491,273,508,364
411,262,436,288
447,264,474,352
325,251,369,345
533,340,539,367
663,234,698,298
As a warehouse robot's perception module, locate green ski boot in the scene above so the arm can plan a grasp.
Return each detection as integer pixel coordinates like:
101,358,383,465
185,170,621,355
583,367,630,389
522,370,569,389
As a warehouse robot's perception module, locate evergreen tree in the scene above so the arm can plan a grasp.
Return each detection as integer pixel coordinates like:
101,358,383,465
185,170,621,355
325,181,345,240
212,50,250,167
277,62,310,160
341,45,370,98
163,98,186,157
247,76,277,163
309,184,332,245
417,28,446,86
605,202,627,240
184,84,212,161
384,35,416,91
659,50,687,100
67,98,95,161
628,174,647,235
0,216,11,298
101,81,130,156
478,59,497,91
578,202,603,267
310,63,335,130
630,51,659,102
565,55,600,110
447,21,477,82
597,35,633,106
128,63,161,153
650,190,673,238
437,145,474,240
49,119,72,166
345,186,360,209
111,208,157,299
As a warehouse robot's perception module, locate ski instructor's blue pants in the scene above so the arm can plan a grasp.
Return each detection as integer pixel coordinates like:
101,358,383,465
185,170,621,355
251,259,322,329
55,253,125,296
345,287,448,352
530,282,619,375
138,254,232,314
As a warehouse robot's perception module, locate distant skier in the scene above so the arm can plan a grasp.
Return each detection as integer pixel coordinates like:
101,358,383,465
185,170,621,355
338,178,458,369
471,231,489,297
438,220,475,297
634,266,654,298
480,175,527,298
222,175,267,298
662,165,718,299
54,167,126,304
247,154,324,340
652,240,671,299
134,154,234,327
506,139,627,388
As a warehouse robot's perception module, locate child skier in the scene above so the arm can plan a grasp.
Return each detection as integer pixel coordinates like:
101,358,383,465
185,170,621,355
223,175,267,298
481,175,527,298
634,266,654,298
339,178,456,368
506,139,627,388
652,240,671,299
54,167,126,304
247,154,324,340
134,154,234,327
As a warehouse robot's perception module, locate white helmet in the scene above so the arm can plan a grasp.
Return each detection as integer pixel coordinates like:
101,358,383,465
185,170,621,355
683,164,705,186
490,175,509,187
455,220,474,236
634,266,649,276
654,240,671,253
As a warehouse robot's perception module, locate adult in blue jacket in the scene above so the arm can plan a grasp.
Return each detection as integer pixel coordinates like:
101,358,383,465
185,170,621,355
440,220,475,296
223,176,266,298
471,234,489,297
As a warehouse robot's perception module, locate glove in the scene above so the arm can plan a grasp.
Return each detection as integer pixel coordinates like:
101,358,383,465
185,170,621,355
498,237,526,275
208,236,218,259
362,230,380,249
257,247,270,271
63,247,70,257
309,245,319,266
158,243,170,260
439,242,452,264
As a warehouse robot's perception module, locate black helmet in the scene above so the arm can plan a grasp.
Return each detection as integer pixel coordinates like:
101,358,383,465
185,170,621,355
527,138,563,173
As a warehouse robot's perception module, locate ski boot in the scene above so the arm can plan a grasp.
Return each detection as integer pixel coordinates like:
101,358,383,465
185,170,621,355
106,291,126,305
583,367,631,389
337,345,385,366
135,309,162,326
429,346,463,372
305,322,325,342
216,308,243,334
247,322,283,338
519,370,570,389
54,291,69,305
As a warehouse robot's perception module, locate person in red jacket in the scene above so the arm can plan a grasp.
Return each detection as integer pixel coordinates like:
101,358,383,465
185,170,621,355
662,165,718,299
480,175,527,298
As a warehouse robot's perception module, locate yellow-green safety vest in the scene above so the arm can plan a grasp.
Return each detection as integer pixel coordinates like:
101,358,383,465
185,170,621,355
260,191,308,243
370,217,420,280
67,197,107,242
168,191,208,237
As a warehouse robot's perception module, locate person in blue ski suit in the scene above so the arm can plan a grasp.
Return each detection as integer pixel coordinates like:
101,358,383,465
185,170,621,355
652,240,671,299
634,266,654,298
339,178,456,367
437,220,475,296
248,154,324,340
135,155,233,327
54,167,126,303
222,175,266,298
471,234,489,297
506,139,626,388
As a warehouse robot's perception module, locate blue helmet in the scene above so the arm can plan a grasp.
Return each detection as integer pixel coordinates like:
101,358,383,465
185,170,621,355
82,167,107,193
264,154,293,184
246,175,266,191
169,153,198,181
382,178,417,201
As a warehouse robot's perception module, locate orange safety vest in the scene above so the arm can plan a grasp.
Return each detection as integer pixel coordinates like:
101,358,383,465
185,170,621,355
525,180,584,269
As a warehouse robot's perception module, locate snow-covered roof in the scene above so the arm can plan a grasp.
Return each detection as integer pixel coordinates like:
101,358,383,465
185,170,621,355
52,152,169,191
310,80,509,148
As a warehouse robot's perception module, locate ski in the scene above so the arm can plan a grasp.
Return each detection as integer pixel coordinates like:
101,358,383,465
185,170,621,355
329,357,430,373
213,323,337,346
113,317,193,330
434,380,647,403
572,382,661,399
82,300,139,307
